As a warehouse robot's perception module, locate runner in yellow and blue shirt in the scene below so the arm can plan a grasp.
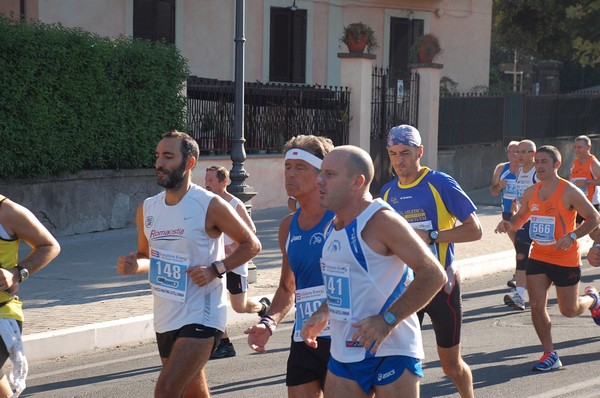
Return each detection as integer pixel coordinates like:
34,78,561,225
380,125,482,398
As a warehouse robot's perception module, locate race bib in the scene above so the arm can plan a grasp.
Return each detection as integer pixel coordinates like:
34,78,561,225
294,286,330,342
571,177,588,195
320,260,352,321
409,220,438,257
504,179,517,199
529,215,556,245
149,248,189,302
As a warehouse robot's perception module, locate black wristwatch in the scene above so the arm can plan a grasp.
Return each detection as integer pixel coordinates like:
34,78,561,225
211,261,227,278
15,265,29,282
428,230,439,244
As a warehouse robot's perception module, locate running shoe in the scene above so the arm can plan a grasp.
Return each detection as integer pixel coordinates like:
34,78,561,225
584,286,600,326
258,297,271,318
503,291,525,311
507,278,517,289
210,340,236,360
532,351,562,372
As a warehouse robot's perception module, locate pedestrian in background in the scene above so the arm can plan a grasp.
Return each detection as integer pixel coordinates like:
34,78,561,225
380,125,481,398
496,145,600,371
302,145,446,398
245,135,335,398
0,194,61,397
117,131,261,397
204,165,270,359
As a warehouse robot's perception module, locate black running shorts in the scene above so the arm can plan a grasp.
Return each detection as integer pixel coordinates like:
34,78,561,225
286,337,331,387
156,323,223,358
417,278,462,349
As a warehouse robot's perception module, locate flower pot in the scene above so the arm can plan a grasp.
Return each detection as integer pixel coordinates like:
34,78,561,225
346,37,368,53
417,47,435,63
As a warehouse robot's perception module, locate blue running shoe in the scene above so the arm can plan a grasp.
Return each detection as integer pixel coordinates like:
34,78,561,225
532,351,562,372
585,286,600,326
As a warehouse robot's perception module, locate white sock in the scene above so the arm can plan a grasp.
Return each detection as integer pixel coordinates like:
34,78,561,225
516,286,526,299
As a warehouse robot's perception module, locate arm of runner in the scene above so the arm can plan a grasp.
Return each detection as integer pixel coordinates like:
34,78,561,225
496,186,533,234
301,301,330,349
588,157,600,188
0,199,61,292
490,162,506,196
189,196,261,286
245,215,296,353
555,183,600,250
350,209,446,354
226,201,257,255
117,203,150,275
436,212,482,244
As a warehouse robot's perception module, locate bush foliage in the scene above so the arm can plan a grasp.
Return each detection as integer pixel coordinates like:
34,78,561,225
0,16,189,179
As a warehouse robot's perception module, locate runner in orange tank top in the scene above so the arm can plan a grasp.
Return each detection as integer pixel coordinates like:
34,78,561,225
495,145,600,372
528,179,579,266
569,135,600,224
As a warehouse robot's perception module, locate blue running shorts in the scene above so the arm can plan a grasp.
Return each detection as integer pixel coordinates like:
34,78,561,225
328,355,423,394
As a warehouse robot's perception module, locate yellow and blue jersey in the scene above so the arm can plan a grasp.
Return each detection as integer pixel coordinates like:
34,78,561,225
380,167,477,270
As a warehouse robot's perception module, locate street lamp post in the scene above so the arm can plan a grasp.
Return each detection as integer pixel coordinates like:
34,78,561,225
228,0,258,282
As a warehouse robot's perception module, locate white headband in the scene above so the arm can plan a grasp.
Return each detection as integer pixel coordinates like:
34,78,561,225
284,148,323,169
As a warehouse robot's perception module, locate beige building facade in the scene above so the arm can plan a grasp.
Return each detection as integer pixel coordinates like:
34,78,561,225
3,0,492,92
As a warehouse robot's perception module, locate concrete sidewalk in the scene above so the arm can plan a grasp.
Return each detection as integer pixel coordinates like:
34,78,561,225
18,188,582,362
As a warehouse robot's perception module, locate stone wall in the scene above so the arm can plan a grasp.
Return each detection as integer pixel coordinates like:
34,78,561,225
2,136,595,237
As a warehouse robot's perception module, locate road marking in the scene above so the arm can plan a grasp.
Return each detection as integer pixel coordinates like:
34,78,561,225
528,375,600,397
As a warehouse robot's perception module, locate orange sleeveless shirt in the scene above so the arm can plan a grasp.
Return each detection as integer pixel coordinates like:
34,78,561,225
570,155,597,203
528,179,580,267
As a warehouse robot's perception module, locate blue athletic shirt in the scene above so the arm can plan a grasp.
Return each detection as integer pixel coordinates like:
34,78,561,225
499,163,517,213
380,167,477,270
286,208,335,341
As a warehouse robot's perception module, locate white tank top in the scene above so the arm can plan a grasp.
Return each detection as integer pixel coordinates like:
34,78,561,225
321,199,423,363
143,184,227,333
224,196,249,277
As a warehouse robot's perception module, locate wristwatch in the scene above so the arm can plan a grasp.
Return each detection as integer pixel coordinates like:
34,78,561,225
15,265,29,282
428,230,439,244
568,232,577,242
382,311,398,327
211,260,227,278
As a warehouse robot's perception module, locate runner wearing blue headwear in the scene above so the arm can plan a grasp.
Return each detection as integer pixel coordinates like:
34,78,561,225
380,125,482,398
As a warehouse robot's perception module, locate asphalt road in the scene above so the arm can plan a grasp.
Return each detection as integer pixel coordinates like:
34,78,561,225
23,263,600,398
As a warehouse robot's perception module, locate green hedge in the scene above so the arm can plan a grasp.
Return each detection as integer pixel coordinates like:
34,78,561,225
0,17,189,179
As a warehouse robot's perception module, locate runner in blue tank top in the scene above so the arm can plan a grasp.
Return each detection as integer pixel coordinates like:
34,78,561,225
246,135,334,398
490,141,520,288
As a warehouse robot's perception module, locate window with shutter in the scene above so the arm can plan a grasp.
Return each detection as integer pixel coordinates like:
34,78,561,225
389,17,423,80
133,0,175,44
269,7,306,83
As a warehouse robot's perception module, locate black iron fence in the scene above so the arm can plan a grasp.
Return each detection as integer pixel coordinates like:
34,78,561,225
370,67,419,139
369,67,420,196
187,76,350,154
439,91,600,147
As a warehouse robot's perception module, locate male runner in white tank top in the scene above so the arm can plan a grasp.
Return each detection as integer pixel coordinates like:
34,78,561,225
117,131,261,398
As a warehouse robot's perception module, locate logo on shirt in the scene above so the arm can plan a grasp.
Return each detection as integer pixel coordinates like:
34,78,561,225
145,216,154,228
290,235,302,243
326,240,341,252
309,233,324,245
149,228,185,240
530,203,539,212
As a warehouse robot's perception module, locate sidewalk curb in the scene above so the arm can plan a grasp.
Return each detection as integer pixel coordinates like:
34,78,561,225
24,294,275,362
